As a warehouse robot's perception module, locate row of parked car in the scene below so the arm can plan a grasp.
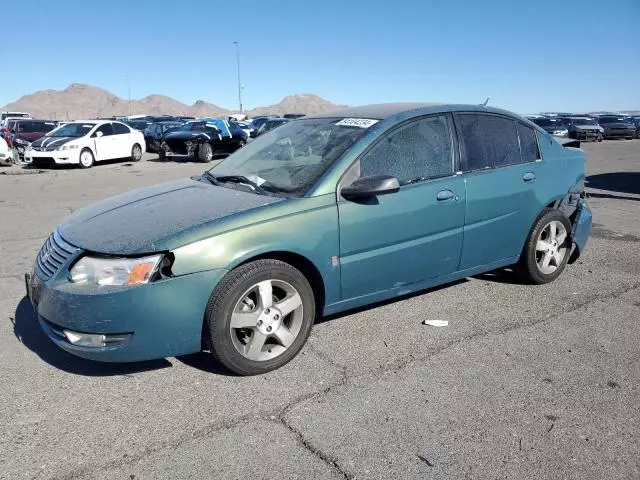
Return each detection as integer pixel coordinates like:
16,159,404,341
0,111,302,167
526,112,640,141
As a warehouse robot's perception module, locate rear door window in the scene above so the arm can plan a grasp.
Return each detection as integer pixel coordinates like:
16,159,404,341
455,114,522,170
358,115,453,184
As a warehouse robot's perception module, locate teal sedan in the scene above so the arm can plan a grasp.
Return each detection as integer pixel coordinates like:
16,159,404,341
26,104,592,375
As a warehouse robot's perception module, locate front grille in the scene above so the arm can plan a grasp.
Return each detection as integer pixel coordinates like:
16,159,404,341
166,140,188,155
32,157,56,164
35,231,77,280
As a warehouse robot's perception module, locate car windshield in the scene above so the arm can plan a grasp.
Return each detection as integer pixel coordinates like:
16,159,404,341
47,123,96,137
571,118,597,126
599,116,631,124
532,118,565,127
161,123,183,131
179,122,211,132
16,121,57,133
209,117,372,197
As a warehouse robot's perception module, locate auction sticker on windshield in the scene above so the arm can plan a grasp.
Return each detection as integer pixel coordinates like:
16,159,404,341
335,118,379,128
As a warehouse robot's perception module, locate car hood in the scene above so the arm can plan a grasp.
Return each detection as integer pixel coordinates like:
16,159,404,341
31,136,78,149
541,125,566,132
164,131,213,142
15,132,46,142
573,125,602,131
58,178,283,255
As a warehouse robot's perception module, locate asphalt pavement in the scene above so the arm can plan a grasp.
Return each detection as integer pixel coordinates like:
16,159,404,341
1,143,639,479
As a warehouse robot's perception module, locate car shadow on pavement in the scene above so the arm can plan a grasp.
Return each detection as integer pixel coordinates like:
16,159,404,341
147,154,228,163
12,297,172,376
474,268,529,285
586,172,640,196
174,352,236,376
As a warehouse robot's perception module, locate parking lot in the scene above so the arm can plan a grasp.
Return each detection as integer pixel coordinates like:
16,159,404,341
1,141,639,479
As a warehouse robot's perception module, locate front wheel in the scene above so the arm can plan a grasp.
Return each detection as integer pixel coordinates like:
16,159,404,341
79,148,94,168
197,142,214,162
131,143,142,161
205,259,315,375
516,208,572,285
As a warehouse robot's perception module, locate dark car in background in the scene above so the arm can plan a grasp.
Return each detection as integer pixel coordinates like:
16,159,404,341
596,115,635,140
252,117,290,138
160,120,247,162
630,116,640,139
125,120,153,131
561,117,604,142
4,119,58,159
144,121,185,152
283,113,305,119
250,116,279,131
529,117,568,137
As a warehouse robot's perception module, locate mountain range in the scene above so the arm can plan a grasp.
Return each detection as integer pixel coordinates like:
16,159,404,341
0,84,343,120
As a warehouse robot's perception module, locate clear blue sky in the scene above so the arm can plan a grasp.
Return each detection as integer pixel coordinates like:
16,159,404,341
4,0,639,113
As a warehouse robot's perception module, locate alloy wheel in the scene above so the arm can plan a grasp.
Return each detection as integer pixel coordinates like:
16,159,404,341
229,279,304,361
535,220,568,275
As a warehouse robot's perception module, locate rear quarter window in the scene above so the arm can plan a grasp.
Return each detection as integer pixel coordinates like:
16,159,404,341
517,123,540,163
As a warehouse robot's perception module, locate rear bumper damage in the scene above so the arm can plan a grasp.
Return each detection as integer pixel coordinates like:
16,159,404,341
568,198,592,263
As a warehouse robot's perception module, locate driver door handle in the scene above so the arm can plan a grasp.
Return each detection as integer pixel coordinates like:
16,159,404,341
437,189,454,201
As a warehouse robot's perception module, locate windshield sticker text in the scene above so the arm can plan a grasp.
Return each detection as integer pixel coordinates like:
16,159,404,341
335,118,379,128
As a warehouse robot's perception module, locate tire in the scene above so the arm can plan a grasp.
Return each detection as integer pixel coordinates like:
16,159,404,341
79,148,94,168
158,149,166,161
205,259,316,375
516,208,572,285
197,142,213,162
131,143,143,161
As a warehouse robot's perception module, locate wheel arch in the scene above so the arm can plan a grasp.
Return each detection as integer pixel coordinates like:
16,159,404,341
199,250,327,351
235,250,326,317
79,146,95,163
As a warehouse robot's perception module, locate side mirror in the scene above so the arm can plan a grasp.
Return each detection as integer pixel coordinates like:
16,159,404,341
342,175,400,199
94,131,103,138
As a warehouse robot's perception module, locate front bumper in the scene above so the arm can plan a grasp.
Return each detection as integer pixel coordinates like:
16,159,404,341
573,130,602,141
603,128,635,138
27,236,228,362
24,148,82,165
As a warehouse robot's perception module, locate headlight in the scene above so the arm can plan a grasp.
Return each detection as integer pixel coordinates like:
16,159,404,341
14,138,29,145
58,144,80,151
69,255,162,286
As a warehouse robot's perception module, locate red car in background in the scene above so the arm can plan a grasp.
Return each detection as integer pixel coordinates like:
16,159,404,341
2,119,58,159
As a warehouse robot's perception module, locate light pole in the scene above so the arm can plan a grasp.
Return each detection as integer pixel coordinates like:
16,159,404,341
233,41,243,113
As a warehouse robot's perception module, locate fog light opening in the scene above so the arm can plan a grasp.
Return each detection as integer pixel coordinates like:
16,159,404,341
62,330,131,347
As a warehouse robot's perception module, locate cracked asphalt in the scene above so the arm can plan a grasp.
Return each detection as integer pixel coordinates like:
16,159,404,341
1,142,639,480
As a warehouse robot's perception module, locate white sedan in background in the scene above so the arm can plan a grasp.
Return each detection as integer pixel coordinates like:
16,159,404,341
25,120,145,168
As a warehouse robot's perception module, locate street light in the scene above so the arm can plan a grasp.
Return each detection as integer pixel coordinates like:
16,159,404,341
233,41,243,113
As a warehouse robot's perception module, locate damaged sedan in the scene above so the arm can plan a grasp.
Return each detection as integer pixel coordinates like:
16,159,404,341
26,104,592,375
159,119,247,161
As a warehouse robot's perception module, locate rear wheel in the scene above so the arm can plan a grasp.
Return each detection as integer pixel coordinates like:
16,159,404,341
131,143,142,161
197,142,214,162
205,259,315,375
79,148,94,168
516,208,571,285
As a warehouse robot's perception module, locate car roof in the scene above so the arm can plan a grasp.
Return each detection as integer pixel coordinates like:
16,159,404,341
307,103,524,121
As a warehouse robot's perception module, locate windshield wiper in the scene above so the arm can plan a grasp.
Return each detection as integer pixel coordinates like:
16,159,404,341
208,173,274,196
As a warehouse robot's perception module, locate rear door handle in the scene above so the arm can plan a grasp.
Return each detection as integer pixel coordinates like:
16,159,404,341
523,172,536,182
437,189,454,201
